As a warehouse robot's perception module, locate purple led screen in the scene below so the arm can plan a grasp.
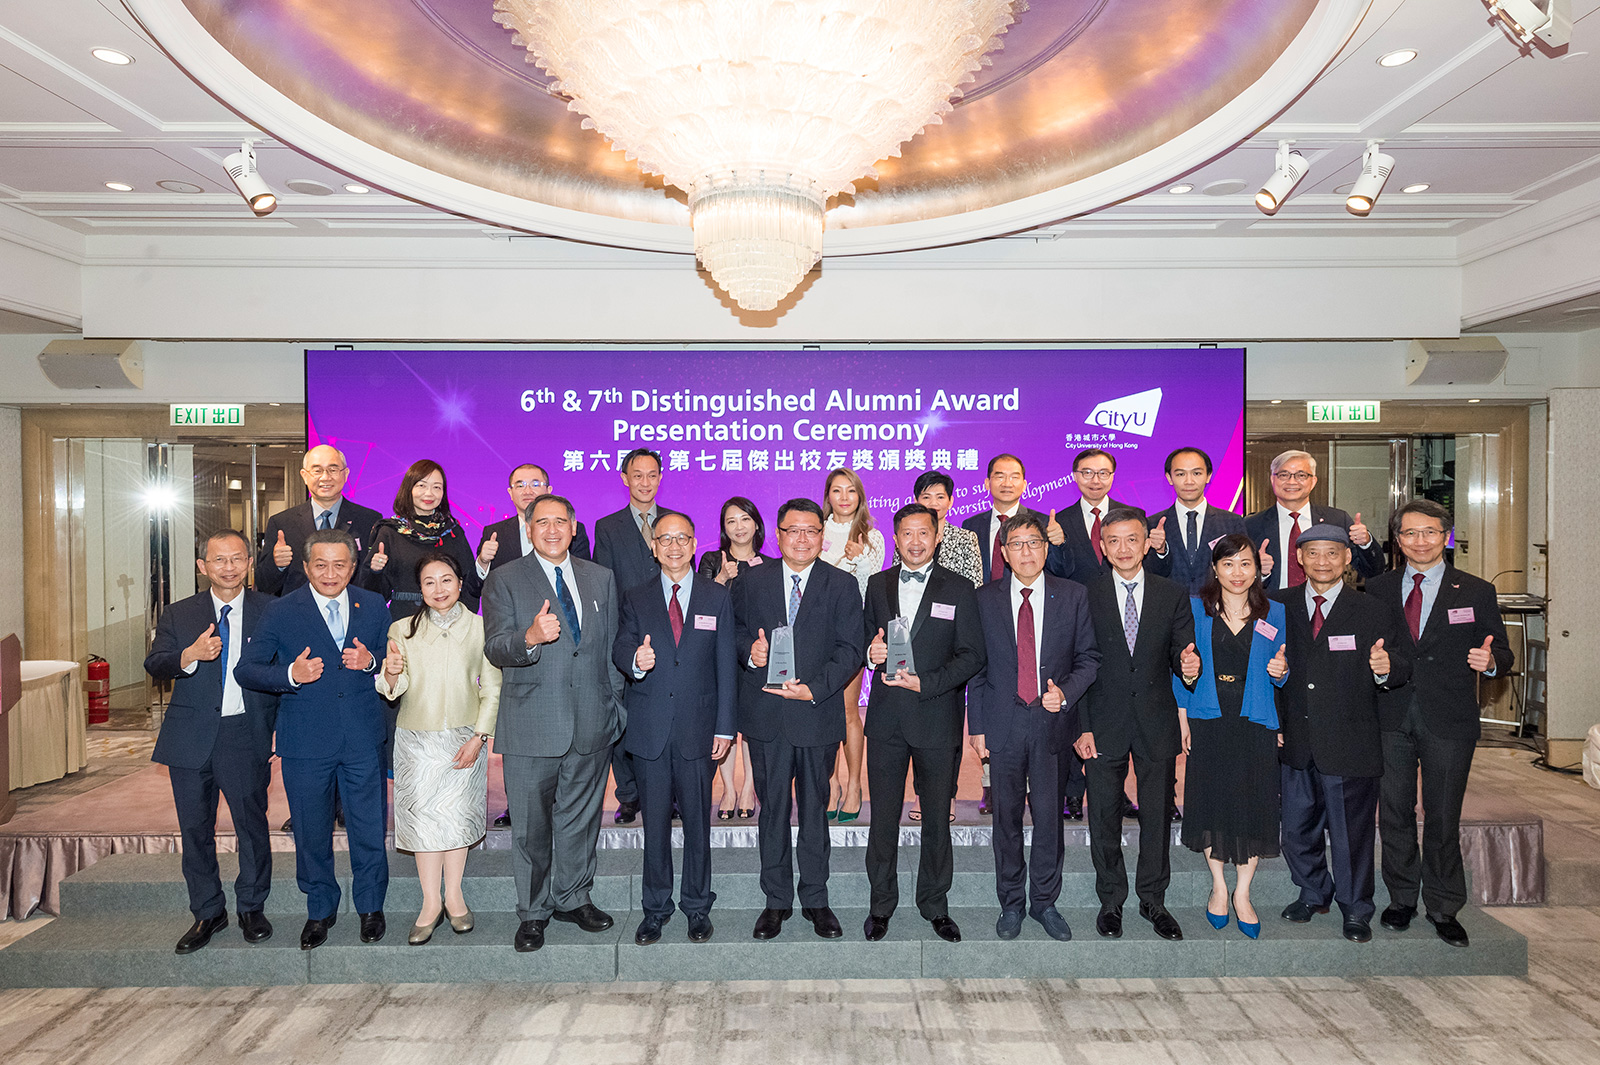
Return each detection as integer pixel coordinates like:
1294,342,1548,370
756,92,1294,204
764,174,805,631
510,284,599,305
305,348,1245,550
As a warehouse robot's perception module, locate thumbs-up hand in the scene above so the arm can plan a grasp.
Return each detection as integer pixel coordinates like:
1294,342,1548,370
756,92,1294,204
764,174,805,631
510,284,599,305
369,539,389,572
1349,512,1372,547
1369,637,1390,677
750,627,769,668
842,537,865,561
383,638,405,679
1042,678,1065,713
1467,634,1497,673
1258,538,1275,578
1046,509,1066,546
868,627,888,666
1148,516,1168,555
291,646,323,684
182,623,222,668
343,635,373,671
272,529,292,568
1180,641,1201,683
526,599,561,647
1267,643,1289,680
717,557,740,584
635,633,657,673
478,532,499,565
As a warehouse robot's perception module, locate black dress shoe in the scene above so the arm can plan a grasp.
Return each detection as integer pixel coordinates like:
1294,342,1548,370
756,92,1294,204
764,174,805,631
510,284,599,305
613,800,640,825
238,911,273,943
1381,904,1416,932
553,903,614,933
1122,800,1140,821
493,809,511,828
687,913,714,943
1170,806,1183,822
752,907,791,940
863,914,890,941
1343,918,1372,943
1280,899,1330,923
801,906,843,939
977,786,992,817
671,802,682,823
300,914,336,951
1140,902,1184,941
514,919,546,952
1063,796,1083,821
359,910,386,943
175,913,228,955
930,916,961,943
1427,913,1470,948
1096,909,1123,939
635,913,669,945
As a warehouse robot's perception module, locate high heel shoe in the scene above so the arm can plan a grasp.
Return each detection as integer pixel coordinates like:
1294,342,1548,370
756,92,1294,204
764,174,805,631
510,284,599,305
447,908,474,934
1234,891,1260,938
837,807,859,824
717,808,736,821
737,807,754,819
408,911,446,946
1205,909,1229,930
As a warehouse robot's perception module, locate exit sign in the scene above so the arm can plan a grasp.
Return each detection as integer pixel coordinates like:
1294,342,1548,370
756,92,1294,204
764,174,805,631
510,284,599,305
170,404,244,426
1307,401,1380,423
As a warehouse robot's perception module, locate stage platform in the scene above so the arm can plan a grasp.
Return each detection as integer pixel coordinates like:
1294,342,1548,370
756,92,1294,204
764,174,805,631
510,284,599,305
0,847,1526,987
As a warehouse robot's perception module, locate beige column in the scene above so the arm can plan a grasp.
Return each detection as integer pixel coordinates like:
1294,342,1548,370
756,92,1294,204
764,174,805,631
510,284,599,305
1546,388,1600,768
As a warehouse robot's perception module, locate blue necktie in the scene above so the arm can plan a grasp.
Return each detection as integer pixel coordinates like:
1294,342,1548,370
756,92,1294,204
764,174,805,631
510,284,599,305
1186,509,1199,563
319,510,332,530
326,600,345,647
554,565,581,645
788,574,802,626
1123,582,1139,654
218,604,232,695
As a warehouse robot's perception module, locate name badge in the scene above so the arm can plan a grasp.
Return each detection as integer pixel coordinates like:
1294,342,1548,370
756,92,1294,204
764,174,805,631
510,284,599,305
1253,619,1278,640
1208,536,1224,550
748,556,763,565
1448,606,1475,624
694,614,717,631
931,602,956,620
1327,634,1357,651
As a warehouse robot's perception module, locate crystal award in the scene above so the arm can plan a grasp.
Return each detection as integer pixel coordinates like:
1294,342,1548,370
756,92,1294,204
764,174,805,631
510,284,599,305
885,615,916,681
764,625,797,689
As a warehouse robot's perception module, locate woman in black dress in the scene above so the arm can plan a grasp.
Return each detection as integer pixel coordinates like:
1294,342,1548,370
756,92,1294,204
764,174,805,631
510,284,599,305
1176,534,1289,938
361,459,483,621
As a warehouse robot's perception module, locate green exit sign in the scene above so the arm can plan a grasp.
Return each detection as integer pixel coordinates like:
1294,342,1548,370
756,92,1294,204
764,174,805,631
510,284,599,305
170,404,244,426
1307,401,1381,423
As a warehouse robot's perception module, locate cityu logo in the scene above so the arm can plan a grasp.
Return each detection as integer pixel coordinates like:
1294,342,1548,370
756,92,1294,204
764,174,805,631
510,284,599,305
1084,387,1162,438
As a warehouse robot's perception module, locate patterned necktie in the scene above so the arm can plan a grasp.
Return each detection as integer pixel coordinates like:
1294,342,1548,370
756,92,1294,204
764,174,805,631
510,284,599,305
1091,507,1104,564
1016,587,1038,705
990,515,1006,581
1404,572,1425,642
640,509,654,548
1311,593,1326,639
668,583,684,645
1186,509,1199,562
325,600,345,646
318,510,332,531
218,604,232,695
900,569,926,583
554,565,581,645
1123,582,1139,654
1286,511,1305,587
788,574,802,626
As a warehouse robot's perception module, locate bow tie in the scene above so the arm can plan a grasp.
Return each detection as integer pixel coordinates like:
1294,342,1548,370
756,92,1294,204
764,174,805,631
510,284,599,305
900,569,927,583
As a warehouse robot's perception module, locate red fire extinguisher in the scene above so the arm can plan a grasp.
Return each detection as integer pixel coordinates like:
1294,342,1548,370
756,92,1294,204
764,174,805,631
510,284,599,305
85,654,110,726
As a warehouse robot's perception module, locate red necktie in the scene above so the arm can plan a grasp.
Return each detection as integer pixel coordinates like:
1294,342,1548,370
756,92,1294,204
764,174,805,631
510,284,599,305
1091,507,1103,564
1286,511,1305,586
1404,572,1424,642
668,583,684,646
990,515,1007,582
1016,587,1038,705
1311,593,1326,639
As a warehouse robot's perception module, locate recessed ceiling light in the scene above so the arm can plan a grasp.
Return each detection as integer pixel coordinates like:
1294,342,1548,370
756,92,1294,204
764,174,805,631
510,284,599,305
1201,179,1249,197
285,178,335,196
343,183,371,194
1167,183,1193,194
1270,399,1283,404
156,180,204,194
104,181,134,192
1401,183,1430,194
1377,49,1418,67
91,47,133,66
1468,398,1481,403
1333,182,1356,195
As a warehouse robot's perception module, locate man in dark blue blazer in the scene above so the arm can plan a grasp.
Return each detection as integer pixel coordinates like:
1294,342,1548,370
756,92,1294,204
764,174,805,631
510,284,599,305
1244,449,1384,592
475,462,592,576
961,453,1030,583
969,511,1101,942
255,445,381,597
592,448,680,824
1145,447,1248,595
734,498,866,941
235,528,392,950
145,530,278,955
613,513,737,946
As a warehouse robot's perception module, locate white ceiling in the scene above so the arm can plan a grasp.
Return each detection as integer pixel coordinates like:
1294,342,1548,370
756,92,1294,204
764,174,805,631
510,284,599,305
1,0,1599,325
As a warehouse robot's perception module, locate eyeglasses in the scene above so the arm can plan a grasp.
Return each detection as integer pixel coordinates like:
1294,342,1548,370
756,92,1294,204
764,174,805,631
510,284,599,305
305,464,346,476
1397,528,1445,542
653,533,693,546
531,516,571,529
1005,538,1046,551
511,479,549,490
1075,469,1113,481
778,525,823,539
1273,471,1314,483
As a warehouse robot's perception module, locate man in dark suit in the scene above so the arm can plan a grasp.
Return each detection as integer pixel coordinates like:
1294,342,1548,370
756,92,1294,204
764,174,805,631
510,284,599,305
235,529,392,950
961,453,1029,583
1270,524,1411,943
483,494,627,953
1369,499,1513,948
613,512,737,946
734,498,865,941
1073,509,1198,942
1244,449,1384,592
144,530,278,954
1145,447,1247,594
861,504,985,944
593,447,679,825
969,511,1101,942
256,444,381,597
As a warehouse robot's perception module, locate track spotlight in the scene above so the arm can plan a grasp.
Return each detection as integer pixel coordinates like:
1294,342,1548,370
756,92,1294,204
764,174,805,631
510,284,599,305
1255,141,1309,214
1487,0,1572,49
222,141,277,215
1345,142,1394,216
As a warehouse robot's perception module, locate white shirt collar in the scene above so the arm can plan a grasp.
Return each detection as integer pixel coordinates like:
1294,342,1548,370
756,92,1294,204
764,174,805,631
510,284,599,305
210,590,244,617
1403,559,1445,582
308,586,349,611
1306,580,1344,613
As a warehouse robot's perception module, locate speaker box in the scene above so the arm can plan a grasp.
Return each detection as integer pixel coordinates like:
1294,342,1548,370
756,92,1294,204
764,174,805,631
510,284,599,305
37,340,145,389
1405,338,1507,386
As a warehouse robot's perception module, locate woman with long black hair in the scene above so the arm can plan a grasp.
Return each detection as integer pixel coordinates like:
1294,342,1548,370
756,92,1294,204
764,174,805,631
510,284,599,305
361,459,483,620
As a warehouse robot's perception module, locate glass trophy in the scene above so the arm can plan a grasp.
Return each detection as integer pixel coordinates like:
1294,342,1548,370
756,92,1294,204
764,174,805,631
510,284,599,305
885,615,916,681
764,625,797,689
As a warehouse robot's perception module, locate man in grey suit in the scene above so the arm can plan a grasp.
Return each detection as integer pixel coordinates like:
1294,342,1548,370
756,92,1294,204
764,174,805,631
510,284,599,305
483,494,627,953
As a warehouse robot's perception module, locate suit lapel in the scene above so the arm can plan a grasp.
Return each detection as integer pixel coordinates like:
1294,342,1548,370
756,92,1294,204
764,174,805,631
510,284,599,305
887,565,902,622
908,566,940,641
1420,570,1461,645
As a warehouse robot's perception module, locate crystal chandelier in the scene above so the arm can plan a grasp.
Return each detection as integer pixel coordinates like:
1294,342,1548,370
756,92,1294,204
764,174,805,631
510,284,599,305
494,0,1023,311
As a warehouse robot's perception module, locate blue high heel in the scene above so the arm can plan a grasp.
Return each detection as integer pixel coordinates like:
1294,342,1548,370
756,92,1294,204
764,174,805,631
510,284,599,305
1238,919,1261,939
1205,909,1229,930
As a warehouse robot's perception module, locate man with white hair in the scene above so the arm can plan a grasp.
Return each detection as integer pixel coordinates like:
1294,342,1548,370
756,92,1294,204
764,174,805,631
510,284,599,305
1244,449,1385,592
257,444,382,598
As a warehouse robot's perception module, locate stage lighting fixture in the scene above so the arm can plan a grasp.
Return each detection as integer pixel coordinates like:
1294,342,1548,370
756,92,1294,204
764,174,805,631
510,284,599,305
1487,0,1572,49
1346,142,1394,216
1255,141,1309,214
222,141,277,215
